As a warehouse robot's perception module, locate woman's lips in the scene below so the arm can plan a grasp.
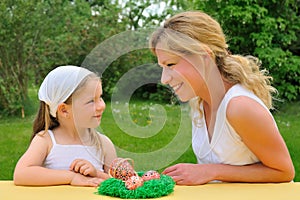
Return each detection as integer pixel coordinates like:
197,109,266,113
172,83,183,93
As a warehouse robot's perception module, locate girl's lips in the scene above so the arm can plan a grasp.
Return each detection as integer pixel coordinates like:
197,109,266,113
94,115,102,119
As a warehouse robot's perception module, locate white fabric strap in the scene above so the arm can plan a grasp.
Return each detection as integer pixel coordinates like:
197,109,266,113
47,130,57,145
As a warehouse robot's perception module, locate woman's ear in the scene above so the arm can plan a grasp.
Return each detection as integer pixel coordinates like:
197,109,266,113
202,45,213,59
57,103,71,118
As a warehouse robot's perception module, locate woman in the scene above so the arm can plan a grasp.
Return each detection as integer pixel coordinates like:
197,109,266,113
149,11,294,185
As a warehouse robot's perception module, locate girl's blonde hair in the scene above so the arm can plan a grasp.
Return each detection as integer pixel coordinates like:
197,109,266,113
32,74,103,154
149,11,277,110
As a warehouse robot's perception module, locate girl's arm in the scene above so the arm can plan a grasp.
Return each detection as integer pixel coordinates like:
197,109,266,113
100,134,117,176
163,96,295,185
13,132,102,187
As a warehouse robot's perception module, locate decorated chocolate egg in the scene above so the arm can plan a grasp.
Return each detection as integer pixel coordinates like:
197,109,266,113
125,175,144,190
142,170,160,181
109,158,136,181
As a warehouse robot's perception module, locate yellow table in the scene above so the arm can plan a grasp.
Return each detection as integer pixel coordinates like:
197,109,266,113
1,181,300,200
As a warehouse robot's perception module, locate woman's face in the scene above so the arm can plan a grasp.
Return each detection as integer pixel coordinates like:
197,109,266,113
155,47,207,102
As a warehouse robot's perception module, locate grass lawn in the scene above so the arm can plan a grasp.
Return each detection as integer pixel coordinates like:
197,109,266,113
273,101,300,181
0,94,299,181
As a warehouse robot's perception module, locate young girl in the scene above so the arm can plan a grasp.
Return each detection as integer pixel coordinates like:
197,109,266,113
150,11,294,185
14,65,117,187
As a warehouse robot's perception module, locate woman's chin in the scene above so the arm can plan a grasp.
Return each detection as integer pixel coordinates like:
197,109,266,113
177,96,190,103
177,93,198,103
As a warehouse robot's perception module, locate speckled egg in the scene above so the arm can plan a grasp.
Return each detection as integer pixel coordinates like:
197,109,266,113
125,175,144,190
142,170,160,181
109,158,136,181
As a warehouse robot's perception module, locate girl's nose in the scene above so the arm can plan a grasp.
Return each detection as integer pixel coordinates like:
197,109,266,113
96,98,106,111
161,67,172,85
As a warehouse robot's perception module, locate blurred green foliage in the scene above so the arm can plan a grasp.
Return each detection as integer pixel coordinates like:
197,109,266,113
0,0,299,117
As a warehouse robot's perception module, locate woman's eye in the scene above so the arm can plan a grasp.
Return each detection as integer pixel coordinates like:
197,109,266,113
167,63,175,67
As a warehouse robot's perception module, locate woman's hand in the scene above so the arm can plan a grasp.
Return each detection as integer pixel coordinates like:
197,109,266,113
70,159,97,177
162,163,215,185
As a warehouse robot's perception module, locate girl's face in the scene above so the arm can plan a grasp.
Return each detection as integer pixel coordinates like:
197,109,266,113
71,79,105,129
155,47,207,102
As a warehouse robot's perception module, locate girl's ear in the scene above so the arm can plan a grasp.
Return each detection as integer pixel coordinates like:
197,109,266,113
57,103,71,118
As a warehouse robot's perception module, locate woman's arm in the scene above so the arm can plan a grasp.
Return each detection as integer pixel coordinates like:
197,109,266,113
13,132,102,187
163,96,294,185
223,96,295,182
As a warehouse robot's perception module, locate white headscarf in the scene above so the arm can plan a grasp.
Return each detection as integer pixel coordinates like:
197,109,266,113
38,65,93,117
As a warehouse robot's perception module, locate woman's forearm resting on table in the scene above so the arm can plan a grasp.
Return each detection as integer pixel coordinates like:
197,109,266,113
211,162,295,183
163,162,294,185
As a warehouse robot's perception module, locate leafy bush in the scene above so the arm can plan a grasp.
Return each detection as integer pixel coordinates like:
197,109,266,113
208,0,300,101
0,0,299,116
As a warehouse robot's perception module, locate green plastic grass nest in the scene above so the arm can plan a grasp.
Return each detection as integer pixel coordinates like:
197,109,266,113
96,172,175,199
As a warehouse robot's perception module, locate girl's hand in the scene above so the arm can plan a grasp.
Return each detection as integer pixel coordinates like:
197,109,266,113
162,163,215,185
70,172,103,187
70,159,97,177
96,170,110,180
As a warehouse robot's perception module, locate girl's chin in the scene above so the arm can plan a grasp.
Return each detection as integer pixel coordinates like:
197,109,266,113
91,122,101,129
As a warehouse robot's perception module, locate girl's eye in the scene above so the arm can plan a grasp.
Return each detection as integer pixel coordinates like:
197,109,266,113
90,97,103,104
87,99,94,104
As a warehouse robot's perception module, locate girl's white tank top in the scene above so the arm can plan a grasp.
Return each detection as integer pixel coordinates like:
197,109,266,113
43,130,104,171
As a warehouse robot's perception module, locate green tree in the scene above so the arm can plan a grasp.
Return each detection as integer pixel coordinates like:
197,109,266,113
2,0,298,116
85,0,174,101
0,0,40,116
0,0,122,116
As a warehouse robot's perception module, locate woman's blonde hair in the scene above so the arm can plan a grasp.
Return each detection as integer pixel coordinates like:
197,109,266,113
32,74,103,156
149,11,277,110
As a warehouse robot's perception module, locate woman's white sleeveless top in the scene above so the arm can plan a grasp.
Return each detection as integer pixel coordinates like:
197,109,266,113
192,84,276,165
43,130,104,171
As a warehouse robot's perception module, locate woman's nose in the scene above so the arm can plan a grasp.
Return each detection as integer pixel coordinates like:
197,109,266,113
161,67,172,85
